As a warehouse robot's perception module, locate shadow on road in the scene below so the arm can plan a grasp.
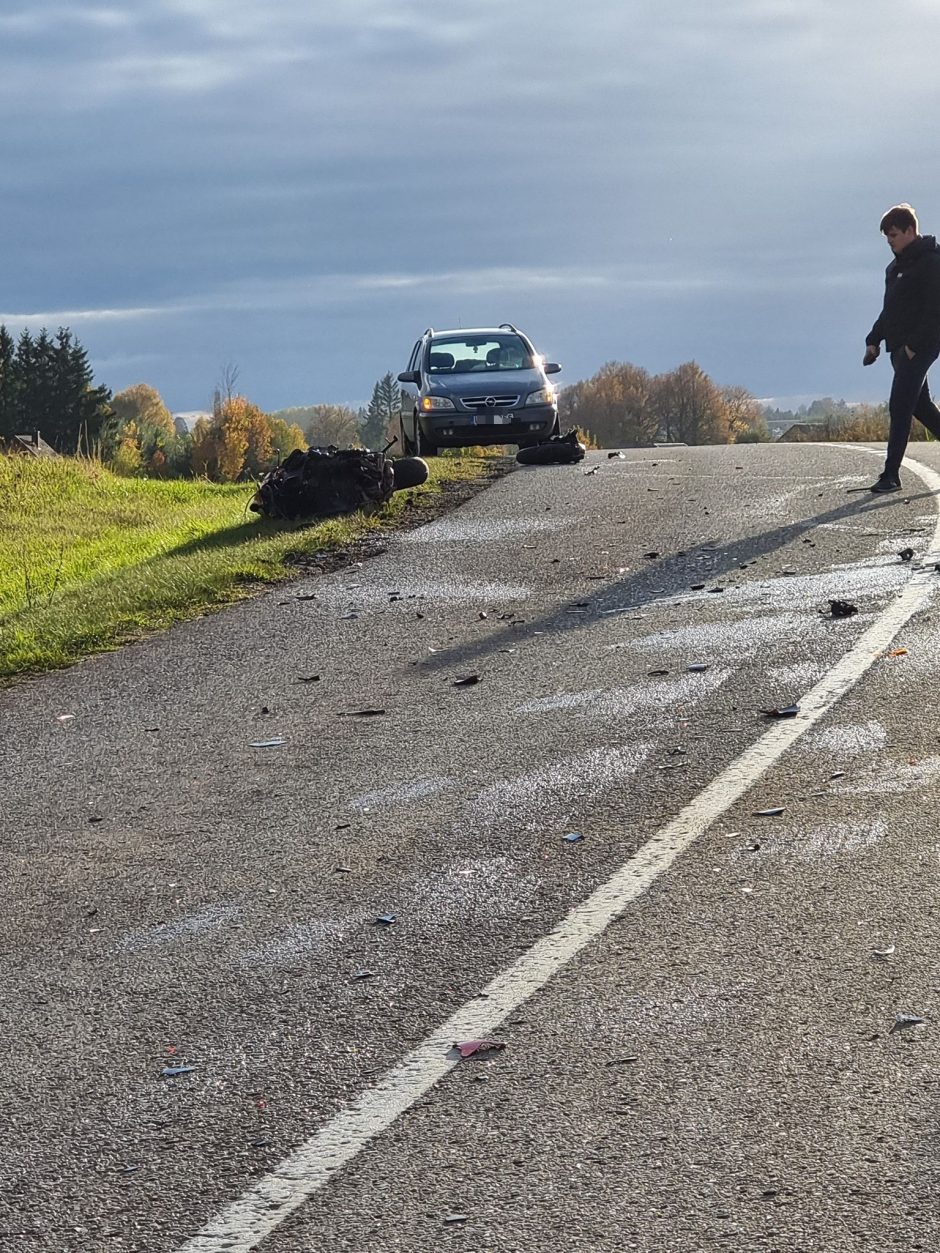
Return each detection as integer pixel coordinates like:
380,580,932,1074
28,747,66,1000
419,485,940,676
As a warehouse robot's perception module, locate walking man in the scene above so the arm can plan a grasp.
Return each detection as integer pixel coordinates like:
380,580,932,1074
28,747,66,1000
864,203,940,492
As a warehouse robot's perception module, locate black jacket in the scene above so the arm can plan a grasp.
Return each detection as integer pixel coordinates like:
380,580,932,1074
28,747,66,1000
867,234,940,358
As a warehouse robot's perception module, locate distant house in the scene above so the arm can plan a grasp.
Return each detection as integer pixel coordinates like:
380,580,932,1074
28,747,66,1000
0,431,59,458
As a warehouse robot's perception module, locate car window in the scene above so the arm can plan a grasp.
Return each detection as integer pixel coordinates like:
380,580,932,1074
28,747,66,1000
429,334,532,373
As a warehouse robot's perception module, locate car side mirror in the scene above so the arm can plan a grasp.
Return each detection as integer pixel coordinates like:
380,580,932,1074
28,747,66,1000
397,370,420,384
543,362,561,374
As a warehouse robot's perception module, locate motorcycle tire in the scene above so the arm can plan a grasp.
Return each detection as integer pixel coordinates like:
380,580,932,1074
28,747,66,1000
392,456,430,490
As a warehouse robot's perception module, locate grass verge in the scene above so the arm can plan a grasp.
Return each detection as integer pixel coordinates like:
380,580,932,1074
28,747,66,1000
0,454,505,680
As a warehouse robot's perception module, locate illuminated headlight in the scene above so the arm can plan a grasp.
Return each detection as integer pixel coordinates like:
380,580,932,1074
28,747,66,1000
421,395,455,411
526,386,555,406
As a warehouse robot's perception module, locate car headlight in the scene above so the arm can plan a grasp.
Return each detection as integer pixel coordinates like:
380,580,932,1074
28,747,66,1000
421,395,456,411
526,386,555,406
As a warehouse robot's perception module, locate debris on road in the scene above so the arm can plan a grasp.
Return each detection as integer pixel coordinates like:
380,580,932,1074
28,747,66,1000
607,451,625,459
754,806,785,817
340,708,387,717
296,674,321,683
453,674,482,687
826,599,858,619
761,704,800,719
374,913,397,926
454,1039,506,1059
890,1013,925,1033
687,663,710,672
563,832,584,843
899,548,915,562
872,944,896,960
886,647,908,658
352,969,374,980
584,465,600,476
444,1214,469,1224
161,1065,197,1078
515,428,586,465
647,668,670,676
249,738,286,748
643,551,660,560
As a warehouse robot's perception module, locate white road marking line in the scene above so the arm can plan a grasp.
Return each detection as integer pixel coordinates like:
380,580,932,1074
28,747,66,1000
175,449,940,1253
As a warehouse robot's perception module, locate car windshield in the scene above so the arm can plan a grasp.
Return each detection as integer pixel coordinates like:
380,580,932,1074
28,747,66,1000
427,334,533,374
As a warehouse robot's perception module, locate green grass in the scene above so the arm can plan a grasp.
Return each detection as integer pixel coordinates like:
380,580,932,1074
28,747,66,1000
0,454,492,678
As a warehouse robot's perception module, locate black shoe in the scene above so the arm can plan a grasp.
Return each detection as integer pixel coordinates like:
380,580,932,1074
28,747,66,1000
870,472,901,494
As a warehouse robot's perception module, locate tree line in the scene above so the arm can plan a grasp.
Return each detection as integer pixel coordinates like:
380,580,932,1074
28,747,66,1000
0,326,111,451
559,360,769,446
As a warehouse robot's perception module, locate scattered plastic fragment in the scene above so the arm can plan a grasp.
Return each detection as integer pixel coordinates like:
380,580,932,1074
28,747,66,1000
444,1215,469,1224
161,1065,196,1078
296,674,321,683
249,738,285,748
56,714,75,723
687,663,709,673
563,832,584,843
691,584,706,591
454,1039,506,1059
375,913,397,925
899,548,915,562
342,709,387,717
352,969,374,979
643,551,660,560
827,599,858,619
647,668,669,676
754,807,785,817
605,1054,639,1066
830,770,845,779
453,674,482,687
584,466,600,476
607,451,625,459
762,704,800,719
890,1013,925,1033
886,647,908,658
872,944,896,959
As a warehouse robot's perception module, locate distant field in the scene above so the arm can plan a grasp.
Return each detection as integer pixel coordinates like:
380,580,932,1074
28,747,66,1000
0,454,491,678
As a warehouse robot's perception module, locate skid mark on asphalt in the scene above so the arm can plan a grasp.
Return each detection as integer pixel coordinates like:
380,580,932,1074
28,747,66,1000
456,743,652,837
117,903,240,954
304,576,531,607
348,777,454,812
833,755,940,795
802,719,888,756
173,447,940,1253
402,515,567,543
755,817,887,860
239,918,353,969
514,669,731,717
628,611,809,656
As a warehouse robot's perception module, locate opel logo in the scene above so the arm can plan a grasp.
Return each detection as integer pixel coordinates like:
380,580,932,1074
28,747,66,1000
485,396,496,408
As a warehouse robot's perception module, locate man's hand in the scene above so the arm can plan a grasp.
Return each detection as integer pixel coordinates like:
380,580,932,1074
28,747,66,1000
905,345,915,360
863,343,880,366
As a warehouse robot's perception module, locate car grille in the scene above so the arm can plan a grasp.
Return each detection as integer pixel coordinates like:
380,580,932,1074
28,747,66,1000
461,393,521,411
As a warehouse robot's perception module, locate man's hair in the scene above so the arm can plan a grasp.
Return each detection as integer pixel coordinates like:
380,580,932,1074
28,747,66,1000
880,204,919,234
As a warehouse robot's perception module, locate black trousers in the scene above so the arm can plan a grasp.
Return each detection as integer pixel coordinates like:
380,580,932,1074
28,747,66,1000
886,347,940,474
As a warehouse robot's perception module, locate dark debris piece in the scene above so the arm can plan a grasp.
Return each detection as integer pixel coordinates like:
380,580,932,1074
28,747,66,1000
453,674,482,687
754,806,785,817
899,548,915,563
826,600,858,619
762,704,800,718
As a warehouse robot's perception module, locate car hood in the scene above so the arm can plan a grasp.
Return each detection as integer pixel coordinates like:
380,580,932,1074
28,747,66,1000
428,367,544,396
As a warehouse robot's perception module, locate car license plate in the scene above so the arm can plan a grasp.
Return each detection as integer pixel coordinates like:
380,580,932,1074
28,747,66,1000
474,413,511,425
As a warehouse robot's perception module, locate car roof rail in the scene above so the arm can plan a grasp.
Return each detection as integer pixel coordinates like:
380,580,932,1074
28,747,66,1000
498,323,519,332
423,327,435,337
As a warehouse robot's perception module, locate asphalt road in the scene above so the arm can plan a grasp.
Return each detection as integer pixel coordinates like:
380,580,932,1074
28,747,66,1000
4,441,940,1253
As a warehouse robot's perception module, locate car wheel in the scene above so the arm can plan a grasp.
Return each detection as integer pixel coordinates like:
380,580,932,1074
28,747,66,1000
392,456,429,490
415,417,438,457
400,416,417,456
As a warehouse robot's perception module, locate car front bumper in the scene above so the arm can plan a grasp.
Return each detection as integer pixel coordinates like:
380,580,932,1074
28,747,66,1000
419,405,558,446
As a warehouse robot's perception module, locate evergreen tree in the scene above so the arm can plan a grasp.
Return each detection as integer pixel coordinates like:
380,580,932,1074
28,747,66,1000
361,372,401,449
0,326,16,437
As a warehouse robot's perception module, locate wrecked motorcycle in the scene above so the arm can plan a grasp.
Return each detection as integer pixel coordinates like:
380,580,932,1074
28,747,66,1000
249,446,429,520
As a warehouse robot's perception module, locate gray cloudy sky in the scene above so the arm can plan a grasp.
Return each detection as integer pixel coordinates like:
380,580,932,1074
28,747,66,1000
3,0,940,412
